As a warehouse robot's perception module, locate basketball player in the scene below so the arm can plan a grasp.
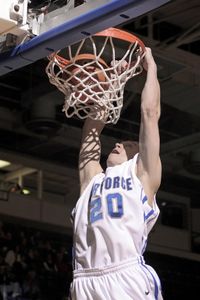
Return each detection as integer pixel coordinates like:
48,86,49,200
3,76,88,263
70,47,163,300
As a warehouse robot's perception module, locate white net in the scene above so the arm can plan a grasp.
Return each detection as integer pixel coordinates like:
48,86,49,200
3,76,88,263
45,28,145,124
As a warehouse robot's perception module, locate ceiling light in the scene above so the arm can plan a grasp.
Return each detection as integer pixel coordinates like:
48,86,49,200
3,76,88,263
0,160,11,168
21,188,31,195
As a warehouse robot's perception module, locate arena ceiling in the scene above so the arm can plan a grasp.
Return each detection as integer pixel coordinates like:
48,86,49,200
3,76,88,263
0,0,200,209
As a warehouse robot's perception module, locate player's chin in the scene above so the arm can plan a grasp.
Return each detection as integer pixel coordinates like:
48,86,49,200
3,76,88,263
106,155,123,167
106,155,116,167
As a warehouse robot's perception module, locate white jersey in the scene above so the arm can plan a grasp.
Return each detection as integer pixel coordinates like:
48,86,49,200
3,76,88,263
72,154,159,270
70,154,162,300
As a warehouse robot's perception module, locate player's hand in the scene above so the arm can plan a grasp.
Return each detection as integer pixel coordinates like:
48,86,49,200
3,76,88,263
142,47,157,72
89,102,109,122
110,59,128,74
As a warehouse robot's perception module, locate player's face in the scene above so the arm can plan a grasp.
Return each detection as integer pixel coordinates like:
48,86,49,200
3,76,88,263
106,141,139,167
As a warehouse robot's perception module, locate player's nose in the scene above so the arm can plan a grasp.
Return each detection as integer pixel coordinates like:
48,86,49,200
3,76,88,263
115,143,121,148
115,143,124,151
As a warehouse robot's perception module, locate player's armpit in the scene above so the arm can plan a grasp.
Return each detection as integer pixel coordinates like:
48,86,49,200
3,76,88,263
137,154,162,207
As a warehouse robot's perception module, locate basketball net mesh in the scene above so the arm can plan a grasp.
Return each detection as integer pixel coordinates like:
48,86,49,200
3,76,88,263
46,30,145,124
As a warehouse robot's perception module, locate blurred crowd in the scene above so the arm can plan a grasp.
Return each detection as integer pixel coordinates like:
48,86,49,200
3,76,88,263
0,221,72,300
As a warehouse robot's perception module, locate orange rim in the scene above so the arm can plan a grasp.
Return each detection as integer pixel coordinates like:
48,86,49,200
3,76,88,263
95,27,145,51
49,28,145,68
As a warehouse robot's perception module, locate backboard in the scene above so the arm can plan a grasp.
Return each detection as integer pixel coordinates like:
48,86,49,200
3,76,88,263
0,0,170,76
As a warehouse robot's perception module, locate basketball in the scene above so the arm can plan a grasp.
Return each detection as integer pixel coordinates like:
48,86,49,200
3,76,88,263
62,57,109,103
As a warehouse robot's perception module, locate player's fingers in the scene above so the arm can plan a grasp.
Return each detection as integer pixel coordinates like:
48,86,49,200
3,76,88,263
120,60,128,71
110,60,128,73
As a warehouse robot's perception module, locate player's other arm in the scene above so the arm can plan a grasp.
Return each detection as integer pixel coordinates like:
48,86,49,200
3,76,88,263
137,48,162,207
79,117,104,195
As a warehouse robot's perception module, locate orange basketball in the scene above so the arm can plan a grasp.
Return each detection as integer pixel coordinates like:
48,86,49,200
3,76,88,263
63,64,109,103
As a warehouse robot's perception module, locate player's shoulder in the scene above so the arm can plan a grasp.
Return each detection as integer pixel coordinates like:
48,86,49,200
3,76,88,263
80,172,104,196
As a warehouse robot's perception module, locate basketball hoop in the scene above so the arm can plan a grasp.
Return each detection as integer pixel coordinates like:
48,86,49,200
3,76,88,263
45,27,145,124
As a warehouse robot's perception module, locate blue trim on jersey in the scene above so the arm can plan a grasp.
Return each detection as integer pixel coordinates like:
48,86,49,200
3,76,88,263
146,213,158,224
140,188,158,223
144,209,154,221
140,188,143,203
141,238,147,254
142,195,148,203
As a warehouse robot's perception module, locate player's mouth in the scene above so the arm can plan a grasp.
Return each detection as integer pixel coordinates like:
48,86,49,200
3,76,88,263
111,149,119,154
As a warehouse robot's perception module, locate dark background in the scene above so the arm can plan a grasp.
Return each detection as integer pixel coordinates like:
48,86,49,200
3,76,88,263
0,0,200,299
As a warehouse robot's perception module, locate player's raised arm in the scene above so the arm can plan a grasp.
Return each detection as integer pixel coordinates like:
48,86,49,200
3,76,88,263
137,47,162,207
79,116,104,195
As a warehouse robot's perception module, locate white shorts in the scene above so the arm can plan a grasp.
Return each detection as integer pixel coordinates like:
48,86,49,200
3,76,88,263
70,256,163,300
